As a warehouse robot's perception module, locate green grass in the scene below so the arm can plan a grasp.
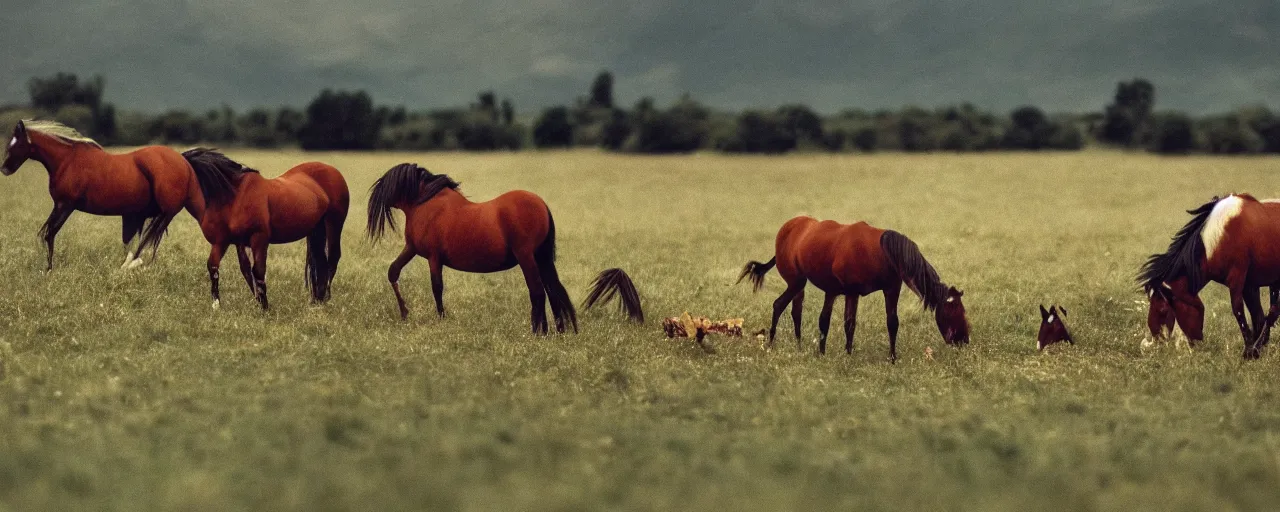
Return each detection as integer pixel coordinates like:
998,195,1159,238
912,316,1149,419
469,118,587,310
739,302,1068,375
3,149,1280,510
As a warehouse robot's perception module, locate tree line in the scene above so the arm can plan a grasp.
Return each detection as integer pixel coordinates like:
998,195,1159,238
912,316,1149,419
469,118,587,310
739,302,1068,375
1,72,1277,155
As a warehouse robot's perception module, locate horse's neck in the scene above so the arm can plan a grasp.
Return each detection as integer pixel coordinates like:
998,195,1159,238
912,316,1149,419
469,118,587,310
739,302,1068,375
30,133,95,175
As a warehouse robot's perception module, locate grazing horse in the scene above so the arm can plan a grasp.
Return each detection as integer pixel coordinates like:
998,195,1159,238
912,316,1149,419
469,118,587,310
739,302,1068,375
1037,304,1073,351
183,149,348,310
1139,194,1280,359
366,163,578,334
1,120,204,270
738,216,969,362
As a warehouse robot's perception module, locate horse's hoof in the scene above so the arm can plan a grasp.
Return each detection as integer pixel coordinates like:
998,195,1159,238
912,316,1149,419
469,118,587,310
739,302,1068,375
212,299,220,310
125,258,144,270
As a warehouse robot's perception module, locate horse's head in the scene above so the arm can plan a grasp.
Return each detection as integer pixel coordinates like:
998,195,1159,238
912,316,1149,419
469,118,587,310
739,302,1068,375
1146,286,1177,339
1,121,33,176
1037,304,1073,350
935,286,969,345
1146,280,1203,341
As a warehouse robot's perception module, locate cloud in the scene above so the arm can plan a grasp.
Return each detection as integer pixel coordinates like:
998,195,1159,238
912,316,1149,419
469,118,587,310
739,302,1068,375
0,0,1275,114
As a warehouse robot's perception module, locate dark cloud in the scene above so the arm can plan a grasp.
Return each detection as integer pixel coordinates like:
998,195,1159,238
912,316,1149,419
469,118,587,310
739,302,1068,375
1,0,1275,114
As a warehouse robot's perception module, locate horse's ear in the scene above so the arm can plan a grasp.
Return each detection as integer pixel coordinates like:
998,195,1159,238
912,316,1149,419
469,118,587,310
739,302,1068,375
949,286,963,297
15,120,26,138
1059,305,1068,316
1040,304,1049,320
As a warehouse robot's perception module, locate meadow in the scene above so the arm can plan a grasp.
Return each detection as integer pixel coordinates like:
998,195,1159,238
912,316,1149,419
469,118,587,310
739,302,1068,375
2,149,1280,510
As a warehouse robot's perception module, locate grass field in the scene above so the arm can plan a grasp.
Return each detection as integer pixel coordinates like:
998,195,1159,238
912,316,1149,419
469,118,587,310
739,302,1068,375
2,149,1280,510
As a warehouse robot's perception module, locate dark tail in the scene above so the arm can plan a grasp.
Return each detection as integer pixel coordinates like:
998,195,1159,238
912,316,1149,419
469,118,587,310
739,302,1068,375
737,257,777,292
583,268,644,323
305,221,330,302
135,212,176,260
536,208,578,333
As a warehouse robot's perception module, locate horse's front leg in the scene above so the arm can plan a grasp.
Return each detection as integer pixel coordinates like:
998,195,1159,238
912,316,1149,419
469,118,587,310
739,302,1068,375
249,234,270,310
883,284,901,364
428,258,447,319
817,292,837,355
208,242,228,309
40,203,73,272
387,246,415,320
1227,275,1253,349
235,245,255,294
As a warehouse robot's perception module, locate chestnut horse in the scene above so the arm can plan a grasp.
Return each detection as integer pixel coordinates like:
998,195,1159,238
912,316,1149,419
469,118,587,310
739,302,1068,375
1140,194,1280,359
1,120,204,270
739,216,969,362
366,163,579,334
183,149,348,310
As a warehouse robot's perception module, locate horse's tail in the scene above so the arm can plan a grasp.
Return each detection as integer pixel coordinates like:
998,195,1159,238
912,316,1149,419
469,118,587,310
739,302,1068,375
583,268,644,323
305,220,330,302
536,207,578,333
134,213,175,261
737,257,776,292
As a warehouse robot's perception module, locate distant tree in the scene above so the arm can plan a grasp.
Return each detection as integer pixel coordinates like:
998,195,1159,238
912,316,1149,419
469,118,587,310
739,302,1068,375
775,104,824,147
1201,115,1263,154
1149,113,1198,154
850,127,878,152
1002,106,1055,149
898,110,936,152
275,108,305,141
726,111,795,153
600,108,631,150
149,110,205,144
476,91,498,122
1099,78,1155,146
532,106,574,148
589,71,615,109
500,99,515,125
27,72,116,140
298,89,382,150
238,108,281,147
630,96,709,153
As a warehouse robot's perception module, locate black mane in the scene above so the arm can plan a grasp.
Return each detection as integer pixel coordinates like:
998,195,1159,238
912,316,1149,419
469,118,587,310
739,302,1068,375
366,163,460,240
880,230,949,311
182,148,260,203
1138,196,1222,294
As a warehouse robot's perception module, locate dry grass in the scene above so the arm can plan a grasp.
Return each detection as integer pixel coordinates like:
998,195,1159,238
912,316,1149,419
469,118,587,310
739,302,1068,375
2,149,1280,510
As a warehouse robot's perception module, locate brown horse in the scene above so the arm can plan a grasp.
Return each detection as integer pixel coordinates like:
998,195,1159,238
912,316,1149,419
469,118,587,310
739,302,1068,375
1037,304,1073,351
1,120,204,270
366,163,580,334
739,216,969,362
183,149,348,310
1140,194,1280,359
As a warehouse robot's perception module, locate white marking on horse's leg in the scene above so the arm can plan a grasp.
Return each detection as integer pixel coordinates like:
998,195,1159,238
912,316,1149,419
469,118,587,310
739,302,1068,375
1173,330,1190,349
121,250,135,269
125,257,144,270
1202,195,1244,261
212,299,220,310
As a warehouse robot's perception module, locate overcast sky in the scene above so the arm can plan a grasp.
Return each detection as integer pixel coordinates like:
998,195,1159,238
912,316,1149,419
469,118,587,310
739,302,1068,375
1,0,1275,114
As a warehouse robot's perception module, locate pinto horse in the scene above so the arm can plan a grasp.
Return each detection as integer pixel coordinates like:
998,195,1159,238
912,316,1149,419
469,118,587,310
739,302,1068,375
183,149,348,310
739,216,969,362
1140,194,1280,359
1,120,204,270
366,163,579,334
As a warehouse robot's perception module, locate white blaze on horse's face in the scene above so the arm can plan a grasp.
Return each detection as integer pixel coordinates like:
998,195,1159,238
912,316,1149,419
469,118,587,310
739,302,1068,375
1047,314,1056,324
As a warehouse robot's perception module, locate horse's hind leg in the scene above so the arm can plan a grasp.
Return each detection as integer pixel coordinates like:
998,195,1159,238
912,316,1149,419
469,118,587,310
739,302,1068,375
791,288,806,350
817,292,837,355
121,214,146,268
516,256,549,335
324,214,344,289
387,246,416,320
883,283,901,364
768,278,806,349
39,203,73,272
208,242,228,309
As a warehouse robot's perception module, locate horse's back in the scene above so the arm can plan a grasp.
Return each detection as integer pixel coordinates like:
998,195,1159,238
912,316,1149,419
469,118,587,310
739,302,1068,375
1228,199,1280,284
775,216,888,293
491,190,551,246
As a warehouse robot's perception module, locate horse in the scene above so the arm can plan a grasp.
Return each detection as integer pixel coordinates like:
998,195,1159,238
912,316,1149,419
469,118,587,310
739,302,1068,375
1,120,204,271
1139,194,1280,359
366,163,582,334
1037,304,1073,351
738,216,969,362
183,149,348,310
